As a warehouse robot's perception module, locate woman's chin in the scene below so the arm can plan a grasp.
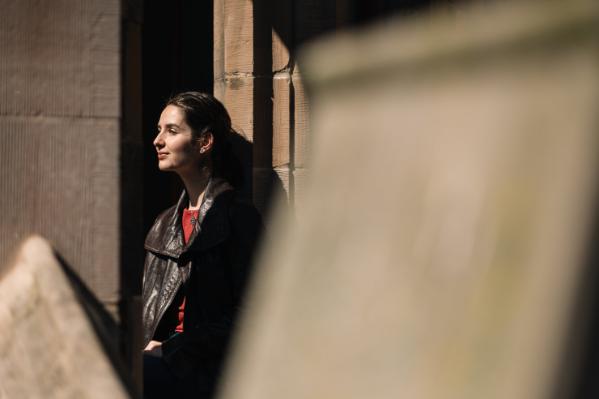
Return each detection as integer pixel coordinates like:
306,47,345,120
157,162,174,172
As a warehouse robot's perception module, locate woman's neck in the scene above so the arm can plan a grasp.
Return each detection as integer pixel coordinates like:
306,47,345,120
179,167,211,210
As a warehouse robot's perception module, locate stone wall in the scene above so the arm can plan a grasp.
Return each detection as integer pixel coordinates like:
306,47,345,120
0,0,122,317
213,0,333,214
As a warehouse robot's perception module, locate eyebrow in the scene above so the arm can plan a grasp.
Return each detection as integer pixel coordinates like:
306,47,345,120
157,123,181,130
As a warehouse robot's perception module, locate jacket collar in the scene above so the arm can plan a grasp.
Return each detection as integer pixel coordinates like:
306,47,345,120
144,177,234,258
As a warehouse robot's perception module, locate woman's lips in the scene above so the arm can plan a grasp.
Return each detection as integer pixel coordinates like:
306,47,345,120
157,153,168,159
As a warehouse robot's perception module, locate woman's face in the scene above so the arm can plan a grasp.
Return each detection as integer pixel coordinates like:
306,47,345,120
154,105,202,174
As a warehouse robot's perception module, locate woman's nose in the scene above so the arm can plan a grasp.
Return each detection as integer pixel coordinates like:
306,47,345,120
153,131,164,148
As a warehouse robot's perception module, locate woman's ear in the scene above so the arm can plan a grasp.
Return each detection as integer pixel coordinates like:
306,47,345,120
198,132,214,154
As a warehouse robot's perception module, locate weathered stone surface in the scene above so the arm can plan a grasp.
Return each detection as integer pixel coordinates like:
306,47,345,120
0,0,122,319
222,0,254,74
273,75,291,168
0,117,120,311
214,0,226,81
219,1,599,399
0,0,120,118
0,236,128,398
215,0,302,209
215,0,272,77
218,76,271,146
292,71,310,169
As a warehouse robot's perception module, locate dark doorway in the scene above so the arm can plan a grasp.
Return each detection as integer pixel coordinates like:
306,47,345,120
142,0,214,233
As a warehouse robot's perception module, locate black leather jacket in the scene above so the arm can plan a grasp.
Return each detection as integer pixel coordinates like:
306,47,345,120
142,177,262,381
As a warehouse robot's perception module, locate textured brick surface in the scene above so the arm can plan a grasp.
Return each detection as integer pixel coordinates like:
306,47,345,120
0,237,128,398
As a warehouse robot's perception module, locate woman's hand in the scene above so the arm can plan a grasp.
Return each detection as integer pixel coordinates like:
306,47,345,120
143,340,163,357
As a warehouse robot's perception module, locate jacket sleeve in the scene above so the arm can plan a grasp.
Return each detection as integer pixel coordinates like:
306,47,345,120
161,202,263,377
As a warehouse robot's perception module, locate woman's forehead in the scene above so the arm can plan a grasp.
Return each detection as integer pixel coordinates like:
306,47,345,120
159,105,187,125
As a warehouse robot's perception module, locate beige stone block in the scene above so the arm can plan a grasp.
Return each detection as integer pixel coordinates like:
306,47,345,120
0,236,128,398
292,73,310,168
0,0,120,118
220,76,273,170
273,76,291,168
213,78,226,103
0,117,120,311
221,76,255,141
223,0,254,74
214,0,226,81
221,1,599,399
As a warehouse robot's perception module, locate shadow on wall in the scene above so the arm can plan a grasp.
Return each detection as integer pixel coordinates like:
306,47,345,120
229,131,287,219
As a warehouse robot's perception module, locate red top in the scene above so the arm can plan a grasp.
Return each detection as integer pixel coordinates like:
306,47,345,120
175,208,199,333
182,208,200,243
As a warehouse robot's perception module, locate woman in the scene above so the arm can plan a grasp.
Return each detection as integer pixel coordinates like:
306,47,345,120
142,92,262,399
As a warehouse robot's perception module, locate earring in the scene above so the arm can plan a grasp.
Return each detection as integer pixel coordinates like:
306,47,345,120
200,148,205,153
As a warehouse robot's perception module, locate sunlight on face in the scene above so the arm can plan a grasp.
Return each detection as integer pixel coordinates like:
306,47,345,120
153,105,202,174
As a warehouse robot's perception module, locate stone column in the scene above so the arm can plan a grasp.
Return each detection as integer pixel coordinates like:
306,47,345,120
214,0,271,212
0,0,122,317
213,0,337,215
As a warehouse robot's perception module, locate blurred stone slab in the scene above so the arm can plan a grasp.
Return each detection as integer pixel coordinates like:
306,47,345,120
220,1,599,399
0,236,128,399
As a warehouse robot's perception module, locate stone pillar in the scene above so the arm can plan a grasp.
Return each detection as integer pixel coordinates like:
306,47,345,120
213,0,337,215
0,0,122,317
214,0,271,211
219,1,599,398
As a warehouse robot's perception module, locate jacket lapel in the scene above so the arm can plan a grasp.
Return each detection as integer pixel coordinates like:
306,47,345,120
144,177,233,258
